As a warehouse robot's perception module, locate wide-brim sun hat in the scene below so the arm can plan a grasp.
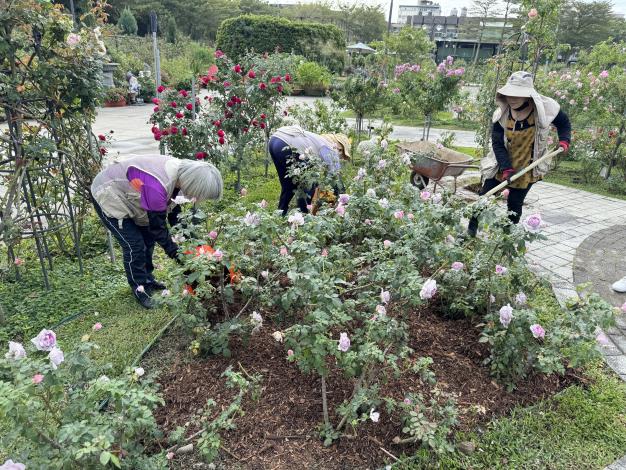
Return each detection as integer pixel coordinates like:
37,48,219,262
496,71,536,98
322,133,352,159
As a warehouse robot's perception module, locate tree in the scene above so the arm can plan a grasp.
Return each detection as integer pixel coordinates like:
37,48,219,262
164,15,178,43
339,4,386,43
371,26,434,64
117,7,138,35
469,0,502,64
557,0,617,51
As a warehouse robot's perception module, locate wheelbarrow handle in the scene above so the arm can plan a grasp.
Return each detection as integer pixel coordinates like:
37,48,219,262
482,148,563,198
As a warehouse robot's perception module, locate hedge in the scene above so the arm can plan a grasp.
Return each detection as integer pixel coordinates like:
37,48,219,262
216,15,346,72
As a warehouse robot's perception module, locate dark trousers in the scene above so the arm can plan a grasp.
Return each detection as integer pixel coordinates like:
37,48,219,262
93,200,156,290
468,178,533,235
269,136,315,215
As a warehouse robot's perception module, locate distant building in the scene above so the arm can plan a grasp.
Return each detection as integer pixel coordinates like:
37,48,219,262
398,1,442,24
404,14,513,62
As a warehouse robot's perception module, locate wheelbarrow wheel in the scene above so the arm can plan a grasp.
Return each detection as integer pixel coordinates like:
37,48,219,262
410,171,429,190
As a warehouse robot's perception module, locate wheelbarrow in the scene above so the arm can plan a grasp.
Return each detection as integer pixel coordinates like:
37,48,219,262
397,141,478,193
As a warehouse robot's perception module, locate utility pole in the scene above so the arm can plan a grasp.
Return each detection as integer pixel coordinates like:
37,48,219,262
384,0,394,82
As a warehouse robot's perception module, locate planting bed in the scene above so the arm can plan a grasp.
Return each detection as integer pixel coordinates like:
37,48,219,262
151,307,580,469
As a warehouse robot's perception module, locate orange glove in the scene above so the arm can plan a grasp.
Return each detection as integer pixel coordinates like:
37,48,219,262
558,141,570,154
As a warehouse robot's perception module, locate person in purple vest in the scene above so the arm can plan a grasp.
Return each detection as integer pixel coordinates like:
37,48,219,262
91,155,223,308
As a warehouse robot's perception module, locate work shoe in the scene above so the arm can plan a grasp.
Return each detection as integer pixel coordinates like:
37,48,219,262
612,276,626,293
134,290,155,309
146,280,167,293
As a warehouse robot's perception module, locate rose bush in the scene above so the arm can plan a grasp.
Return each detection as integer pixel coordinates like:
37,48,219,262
158,139,615,450
0,329,166,469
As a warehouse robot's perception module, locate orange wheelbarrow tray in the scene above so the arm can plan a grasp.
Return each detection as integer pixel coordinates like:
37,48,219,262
396,141,478,193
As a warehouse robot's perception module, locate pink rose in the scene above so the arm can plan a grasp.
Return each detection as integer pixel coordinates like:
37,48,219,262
209,230,218,240
240,188,248,197
495,265,508,275
337,332,351,352
32,374,44,384
451,261,464,271
92,322,103,331
166,452,175,460
420,279,437,300
499,304,513,327
212,249,224,262
502,189,510,199
259,199,268,209
287,349,294,357
420,191,431,201
600,70,609,78
407,213,414,220
596,332,610,345
530,323,545,339
30,329,57,351
280,246,288,256
321,248,329,257
335,204,346,217
523,213,542,232
13,257,24,266
528,8,538,18
394,210,404,219
383,240,392,248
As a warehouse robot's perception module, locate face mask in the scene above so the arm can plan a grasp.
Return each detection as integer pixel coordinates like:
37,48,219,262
512,100,530,111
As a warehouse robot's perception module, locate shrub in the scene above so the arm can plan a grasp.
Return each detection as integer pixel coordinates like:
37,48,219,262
103,87,127,103
295,61,332,91
0,333,166,468
216,15,345,72
117,7,138,36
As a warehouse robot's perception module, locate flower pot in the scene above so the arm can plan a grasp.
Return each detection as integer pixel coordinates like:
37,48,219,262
104,98,127,108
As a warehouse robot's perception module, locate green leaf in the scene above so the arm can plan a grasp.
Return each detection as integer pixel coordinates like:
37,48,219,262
100,451,111,466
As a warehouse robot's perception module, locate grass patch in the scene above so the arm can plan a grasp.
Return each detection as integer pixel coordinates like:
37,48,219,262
399,364,626,469
56,288,174,375
545,160,626,201
340,110,480,131
0,253,128,344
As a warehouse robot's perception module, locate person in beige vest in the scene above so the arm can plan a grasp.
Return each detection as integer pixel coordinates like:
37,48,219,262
469,71,571,236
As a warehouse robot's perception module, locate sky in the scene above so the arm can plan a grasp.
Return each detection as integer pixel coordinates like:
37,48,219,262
273,0,626,21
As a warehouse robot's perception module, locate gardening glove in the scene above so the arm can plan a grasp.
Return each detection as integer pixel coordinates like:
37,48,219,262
558,141,570,154
501,168,515,183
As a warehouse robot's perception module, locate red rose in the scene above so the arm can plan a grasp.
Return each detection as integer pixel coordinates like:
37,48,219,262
182,128,188,136
157,85,165,93
154,133,162,141
243,127,249,133
201,76,209,85
277,85,283,93
284,74,291,82
225,111,233,118
217,129,225,137
252,119,259,127
233,64,242,74
152,98,160,105
227,101,233,107
170,126,178,134
176,112,184,119
213,120,222,127
186,103,193,110
260,113,267,120
98,134,106,141
223,81,231,88
151,126,159,134
195,151,207,159
162,129,170,136
260,122,266,129
218,136,225,145
99,147,107,155
179,90,188,97
259,82,267,90
153,106,159,112
170,101,177,108
248,70,256,79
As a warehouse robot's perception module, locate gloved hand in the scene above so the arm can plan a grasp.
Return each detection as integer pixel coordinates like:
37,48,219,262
501,168,515,182
558,141,570,154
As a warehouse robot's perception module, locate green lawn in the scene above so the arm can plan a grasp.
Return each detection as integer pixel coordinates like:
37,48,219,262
544,160,626,201
340,110,480,131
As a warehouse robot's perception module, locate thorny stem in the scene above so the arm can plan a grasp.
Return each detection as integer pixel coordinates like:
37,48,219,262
321,375,330,428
